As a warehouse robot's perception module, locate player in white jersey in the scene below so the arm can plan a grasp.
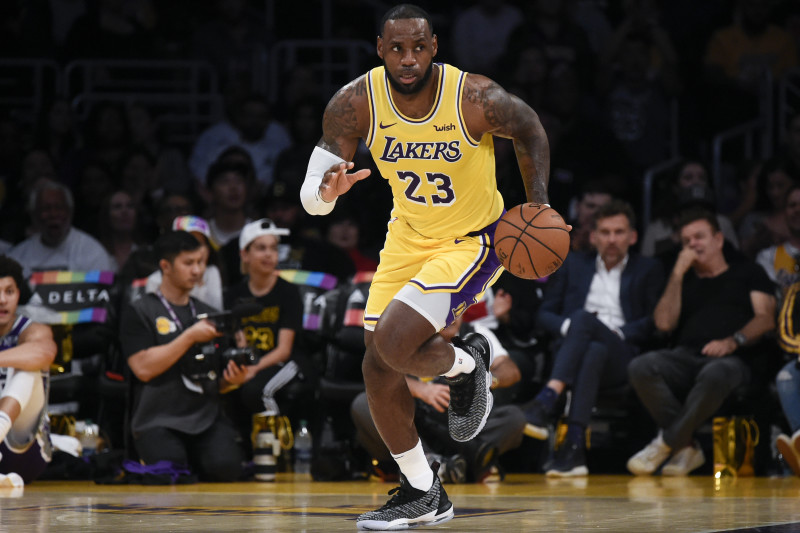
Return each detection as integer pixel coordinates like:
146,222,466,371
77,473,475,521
0,255,57,486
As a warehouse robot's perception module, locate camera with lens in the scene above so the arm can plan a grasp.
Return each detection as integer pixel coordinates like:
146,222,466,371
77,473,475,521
181,302,262,389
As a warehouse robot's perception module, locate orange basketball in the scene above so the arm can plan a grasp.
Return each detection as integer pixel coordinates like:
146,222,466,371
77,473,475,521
494,203,570,279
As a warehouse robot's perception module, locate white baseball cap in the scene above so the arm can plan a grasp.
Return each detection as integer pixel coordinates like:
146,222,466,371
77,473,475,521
239,218,290,250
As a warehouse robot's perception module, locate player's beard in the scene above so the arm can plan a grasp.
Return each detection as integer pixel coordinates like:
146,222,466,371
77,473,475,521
385,60,434,95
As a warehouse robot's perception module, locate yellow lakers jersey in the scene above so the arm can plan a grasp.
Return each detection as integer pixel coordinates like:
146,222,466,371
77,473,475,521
365,63,503,239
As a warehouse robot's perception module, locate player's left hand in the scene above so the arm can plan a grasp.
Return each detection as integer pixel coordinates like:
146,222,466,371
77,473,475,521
319,162,371,202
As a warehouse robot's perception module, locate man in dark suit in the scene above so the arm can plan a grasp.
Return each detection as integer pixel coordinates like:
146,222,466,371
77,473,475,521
524,199,665,476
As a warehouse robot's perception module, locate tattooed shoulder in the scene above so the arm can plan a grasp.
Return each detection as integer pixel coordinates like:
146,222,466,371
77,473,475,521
322,76,369,148
462,75,518,136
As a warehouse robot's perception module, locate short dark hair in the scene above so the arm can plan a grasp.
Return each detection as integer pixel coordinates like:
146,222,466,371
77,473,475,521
205,160,252,190
379,4,433,37
593,199,636,229
0,255,31,305
155,230,202,266
676,207,720,234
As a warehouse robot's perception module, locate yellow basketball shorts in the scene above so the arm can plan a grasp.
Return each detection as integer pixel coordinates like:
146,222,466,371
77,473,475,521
363,216,504,332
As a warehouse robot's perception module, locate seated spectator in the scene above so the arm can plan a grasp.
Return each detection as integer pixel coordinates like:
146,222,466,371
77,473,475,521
524,200,665,476
204,160,254,250
627,208,776,476
33,97,83,184
117,191,197,287
567,182,612,253
219,176,356,287
127,102,192,196
0,148,59,245
118,148,160,236
78,101,132,176
96,190,143,273
8,180,114,277
145,216,224,311
189,93,291,193
0,255,58,486
350,316,525,483
196,145,257,209
597,28,676,175
738,158,798,259
641,160,739,258
325,210,378,273
72,159,116,237
756,183,800,297
222,219,303,454
774,280,800,476
120,230,251,481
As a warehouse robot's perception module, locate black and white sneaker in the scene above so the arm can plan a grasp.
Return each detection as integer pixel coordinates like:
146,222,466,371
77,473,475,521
446,332,494,442
356,462,454,531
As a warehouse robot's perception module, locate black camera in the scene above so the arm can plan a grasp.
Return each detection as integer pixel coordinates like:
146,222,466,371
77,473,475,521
191,342,259,367
221,345,259,366
181,302,263,385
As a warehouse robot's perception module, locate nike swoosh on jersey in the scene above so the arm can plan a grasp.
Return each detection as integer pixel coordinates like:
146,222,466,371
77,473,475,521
454,238,464,244
379,121,397,129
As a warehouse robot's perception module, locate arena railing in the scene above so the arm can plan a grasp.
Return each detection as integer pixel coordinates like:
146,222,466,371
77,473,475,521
64,59,223,147
0,58,62,126
268,39,374,105
711,68,773,196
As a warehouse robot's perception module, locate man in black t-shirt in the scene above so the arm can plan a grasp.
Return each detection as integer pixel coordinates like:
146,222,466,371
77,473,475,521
223,219,303,451
627,209,776,477
120,231,253,481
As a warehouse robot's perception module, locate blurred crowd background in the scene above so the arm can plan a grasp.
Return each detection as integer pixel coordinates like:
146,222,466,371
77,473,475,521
3,0,800,478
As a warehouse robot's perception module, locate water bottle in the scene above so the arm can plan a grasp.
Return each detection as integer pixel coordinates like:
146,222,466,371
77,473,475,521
76,420,99,457
294,420,313,475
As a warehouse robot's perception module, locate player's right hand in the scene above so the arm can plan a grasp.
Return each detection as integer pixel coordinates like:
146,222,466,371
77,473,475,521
188,318,222,343
319,162,371,202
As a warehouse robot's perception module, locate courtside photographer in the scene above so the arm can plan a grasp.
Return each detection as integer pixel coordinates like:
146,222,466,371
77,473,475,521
120,230,256,482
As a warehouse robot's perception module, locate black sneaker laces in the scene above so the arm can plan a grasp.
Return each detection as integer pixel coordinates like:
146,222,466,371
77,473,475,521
378,481,418,509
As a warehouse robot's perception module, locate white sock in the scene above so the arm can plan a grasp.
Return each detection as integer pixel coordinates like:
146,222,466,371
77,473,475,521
392,439,433,491
442,346,476,378
0,412,12,443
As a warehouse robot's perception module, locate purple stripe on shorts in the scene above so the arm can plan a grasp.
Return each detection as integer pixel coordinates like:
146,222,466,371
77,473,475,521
446,241,502,326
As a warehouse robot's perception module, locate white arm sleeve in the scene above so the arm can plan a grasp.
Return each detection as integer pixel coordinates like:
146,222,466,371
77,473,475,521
300,146,346,215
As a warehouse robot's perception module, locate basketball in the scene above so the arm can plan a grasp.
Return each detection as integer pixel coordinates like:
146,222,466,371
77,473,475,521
494,203,570,279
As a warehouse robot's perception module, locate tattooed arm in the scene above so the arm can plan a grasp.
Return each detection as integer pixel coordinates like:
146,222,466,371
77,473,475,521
302,76,372,211
462,74,550,204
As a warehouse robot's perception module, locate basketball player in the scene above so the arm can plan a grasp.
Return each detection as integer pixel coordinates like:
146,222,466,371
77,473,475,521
0,255,58,486
300,5,551,530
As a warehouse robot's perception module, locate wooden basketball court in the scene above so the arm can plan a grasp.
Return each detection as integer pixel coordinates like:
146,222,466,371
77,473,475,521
4,474,800,532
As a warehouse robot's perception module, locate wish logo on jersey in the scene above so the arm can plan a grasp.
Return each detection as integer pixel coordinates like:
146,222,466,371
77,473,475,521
378,136,462,163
